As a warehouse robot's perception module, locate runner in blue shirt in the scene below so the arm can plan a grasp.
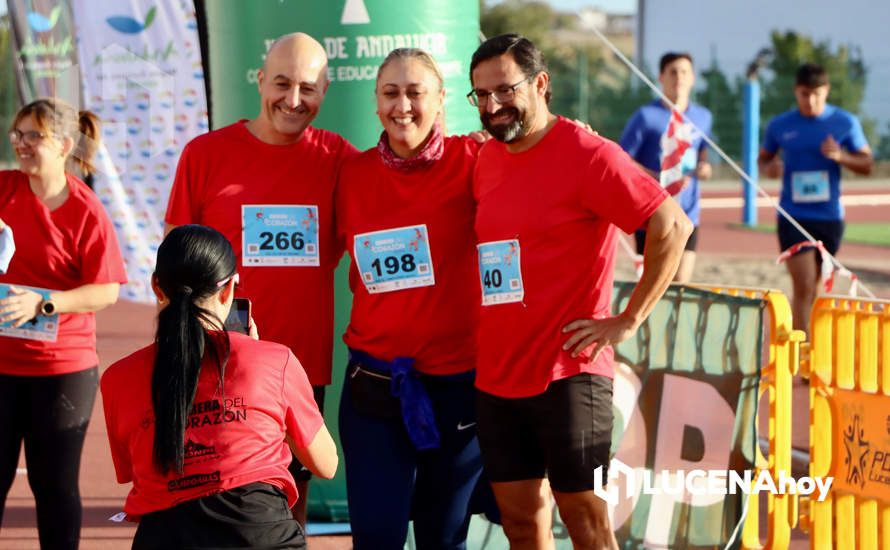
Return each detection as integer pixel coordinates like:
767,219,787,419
759,63,873,333
620,52,713,283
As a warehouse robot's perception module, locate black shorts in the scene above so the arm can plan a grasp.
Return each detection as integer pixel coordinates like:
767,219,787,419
475,373,613,493
133,482,305,549
288,385,326,482
777,216,844,256
635,226,698,254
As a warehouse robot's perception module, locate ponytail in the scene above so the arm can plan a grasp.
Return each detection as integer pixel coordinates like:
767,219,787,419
151,289,206,474
151,226,235,475
73,110,100,177
13,100,101,176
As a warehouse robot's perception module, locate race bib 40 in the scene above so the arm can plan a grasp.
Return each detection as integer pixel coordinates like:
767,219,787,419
477,239,524,306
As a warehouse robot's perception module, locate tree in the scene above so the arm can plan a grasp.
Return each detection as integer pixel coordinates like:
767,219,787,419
480,0,650,140
588,68,655,140
480,0,610,130
698,61,743,159
480,0,565,49
760,30,874,144
0,16,17,164
876,122,890,161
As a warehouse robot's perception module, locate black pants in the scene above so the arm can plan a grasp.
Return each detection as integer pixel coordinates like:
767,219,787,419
133,482,306,549
0,367,98,550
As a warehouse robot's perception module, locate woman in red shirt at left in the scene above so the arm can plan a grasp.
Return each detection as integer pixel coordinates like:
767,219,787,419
0,98,127,549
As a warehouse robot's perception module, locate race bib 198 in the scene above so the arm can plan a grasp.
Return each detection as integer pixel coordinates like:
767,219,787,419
477,239,524,306
0,284,58,342
791,171,830,203
242,205,319,266
353,224,435,294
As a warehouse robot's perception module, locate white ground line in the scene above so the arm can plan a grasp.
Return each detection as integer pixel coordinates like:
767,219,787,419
16,468,26,475
702,193,890,209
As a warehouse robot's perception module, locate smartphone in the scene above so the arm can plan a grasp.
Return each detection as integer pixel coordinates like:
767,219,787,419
224,298,251,334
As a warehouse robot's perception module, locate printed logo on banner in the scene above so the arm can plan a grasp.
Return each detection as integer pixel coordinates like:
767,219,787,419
831,388,890,501
106,6,158,34
27,6,62,32
72,0,208,302
843,415,870,489
341,0,371,24
13,1,75,84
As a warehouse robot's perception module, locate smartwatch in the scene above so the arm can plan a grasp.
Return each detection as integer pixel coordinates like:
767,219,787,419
39,299,57,316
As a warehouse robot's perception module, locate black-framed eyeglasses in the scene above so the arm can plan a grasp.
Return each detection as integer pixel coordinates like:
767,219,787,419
466,76,533,107
8,129,49,146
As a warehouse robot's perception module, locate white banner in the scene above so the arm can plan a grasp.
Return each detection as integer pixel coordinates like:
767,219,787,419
72,0,208,302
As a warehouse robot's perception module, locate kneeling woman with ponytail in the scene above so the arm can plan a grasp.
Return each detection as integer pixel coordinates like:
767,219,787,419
101,225,337,549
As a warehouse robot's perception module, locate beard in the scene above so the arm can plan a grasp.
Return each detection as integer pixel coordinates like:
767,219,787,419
481,106,530,143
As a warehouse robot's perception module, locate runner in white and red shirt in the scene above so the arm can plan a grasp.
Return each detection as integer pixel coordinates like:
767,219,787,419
468,34,693,549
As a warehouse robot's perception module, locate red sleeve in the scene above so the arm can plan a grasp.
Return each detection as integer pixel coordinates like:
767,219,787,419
79,205,127,285
459,134,483,157
100,371,133,484
338,136,360,161
165,142,199,226
581,140,668,234
332,165,350,263
329,138,359,264
281,351,324,448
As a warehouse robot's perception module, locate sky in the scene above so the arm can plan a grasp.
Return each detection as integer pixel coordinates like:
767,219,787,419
540,0,637,14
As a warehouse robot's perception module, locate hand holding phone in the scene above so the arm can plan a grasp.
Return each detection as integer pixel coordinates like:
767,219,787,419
224,298,251,335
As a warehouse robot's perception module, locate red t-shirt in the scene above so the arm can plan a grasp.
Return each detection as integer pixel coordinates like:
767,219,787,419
473,117,667,398
336,136,480,375
0,171,127,376
165,122,357,385
101,332,324,517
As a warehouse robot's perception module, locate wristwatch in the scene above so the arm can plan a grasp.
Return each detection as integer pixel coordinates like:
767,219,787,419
39,299,57,316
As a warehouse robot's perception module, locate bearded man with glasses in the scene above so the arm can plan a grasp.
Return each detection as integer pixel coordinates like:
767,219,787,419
468,34,693,550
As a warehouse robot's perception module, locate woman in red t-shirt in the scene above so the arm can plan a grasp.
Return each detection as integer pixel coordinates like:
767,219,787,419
0,99,126,549
335,49,497,549
101,225,337,549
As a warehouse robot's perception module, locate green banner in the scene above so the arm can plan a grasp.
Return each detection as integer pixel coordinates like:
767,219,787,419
203,0,481,522
204,0,481,149
7,0,80,104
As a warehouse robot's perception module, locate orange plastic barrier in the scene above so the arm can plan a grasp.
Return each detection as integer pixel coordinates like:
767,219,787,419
800,296,890,550
696,285,803,550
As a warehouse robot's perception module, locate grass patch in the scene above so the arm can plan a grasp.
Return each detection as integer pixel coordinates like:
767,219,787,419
738,222,890,248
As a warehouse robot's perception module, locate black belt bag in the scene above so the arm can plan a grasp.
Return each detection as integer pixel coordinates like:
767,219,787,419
348,363,401,419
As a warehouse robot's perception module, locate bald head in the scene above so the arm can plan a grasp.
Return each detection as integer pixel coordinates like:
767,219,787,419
263,32,328,82
251,32,330,145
